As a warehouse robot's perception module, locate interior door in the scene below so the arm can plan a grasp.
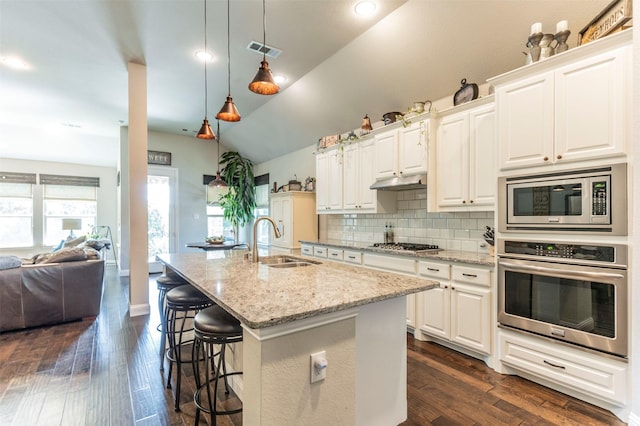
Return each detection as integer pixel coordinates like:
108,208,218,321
147,166,178,273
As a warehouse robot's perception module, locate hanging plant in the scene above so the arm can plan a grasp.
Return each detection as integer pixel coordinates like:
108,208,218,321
218,151,256,235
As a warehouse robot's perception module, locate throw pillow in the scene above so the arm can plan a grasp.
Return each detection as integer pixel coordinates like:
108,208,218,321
52,239,65,252
45,247,87,263
83,247,101,260
63,235,86,248
0,256,22,270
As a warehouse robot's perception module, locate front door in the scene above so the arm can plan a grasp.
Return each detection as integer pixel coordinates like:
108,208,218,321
147,166,178,273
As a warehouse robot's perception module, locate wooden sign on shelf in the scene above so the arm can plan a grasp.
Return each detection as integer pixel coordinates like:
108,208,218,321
578,0,632,45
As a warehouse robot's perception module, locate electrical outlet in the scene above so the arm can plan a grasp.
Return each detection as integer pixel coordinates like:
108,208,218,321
310,351,327,383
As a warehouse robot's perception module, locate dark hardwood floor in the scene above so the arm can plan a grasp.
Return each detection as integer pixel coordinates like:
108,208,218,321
0,265,626,425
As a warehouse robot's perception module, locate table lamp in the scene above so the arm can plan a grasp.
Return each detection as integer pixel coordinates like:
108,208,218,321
62,218,82,240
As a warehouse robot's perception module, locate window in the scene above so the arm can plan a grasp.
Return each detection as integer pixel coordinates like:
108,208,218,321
254,174,270,245
0,173,36,248
206,204,230,238
41,174,99,246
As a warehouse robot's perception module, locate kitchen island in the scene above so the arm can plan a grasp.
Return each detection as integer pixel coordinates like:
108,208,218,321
157,249,438,425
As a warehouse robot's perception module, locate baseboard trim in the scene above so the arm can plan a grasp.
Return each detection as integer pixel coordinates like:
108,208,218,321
130,303,150,317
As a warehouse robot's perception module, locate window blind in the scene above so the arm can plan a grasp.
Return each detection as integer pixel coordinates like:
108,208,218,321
0,172,37,184
39,174,100,187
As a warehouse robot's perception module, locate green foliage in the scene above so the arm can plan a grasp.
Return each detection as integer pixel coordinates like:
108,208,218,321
218,151,256,230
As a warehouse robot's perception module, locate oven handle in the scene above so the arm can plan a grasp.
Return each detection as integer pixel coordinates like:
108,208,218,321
498,260,625,280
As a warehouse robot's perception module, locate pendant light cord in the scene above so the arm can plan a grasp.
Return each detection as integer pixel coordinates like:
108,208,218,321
203,0,209,117
226,0,231,96
262,0,267,61
216,120,221,171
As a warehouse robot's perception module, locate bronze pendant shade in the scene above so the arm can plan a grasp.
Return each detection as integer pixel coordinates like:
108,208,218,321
248,0,279,95
216,0,241,122
196,118,215,139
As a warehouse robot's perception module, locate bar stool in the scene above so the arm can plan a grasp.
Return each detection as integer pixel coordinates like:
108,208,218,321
192,305,243,425
165,285,214,412
156,274,188,368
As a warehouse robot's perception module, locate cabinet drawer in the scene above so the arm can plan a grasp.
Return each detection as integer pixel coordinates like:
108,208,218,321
343,250,362,265
500,332,627,406
418,261,451,280
313,246,328,258
363,253,416,274
301,245,313,256
327,248,343,261
452,265,491,287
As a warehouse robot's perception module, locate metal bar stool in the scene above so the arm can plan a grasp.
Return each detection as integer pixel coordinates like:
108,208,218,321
165,285,214,412
156,274,188,368
192,305,243,426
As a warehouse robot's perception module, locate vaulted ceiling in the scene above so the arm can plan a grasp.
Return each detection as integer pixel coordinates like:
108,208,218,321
0,0,610,167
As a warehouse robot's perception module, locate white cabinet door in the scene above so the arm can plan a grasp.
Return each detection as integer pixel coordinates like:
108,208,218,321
342,143,359,210
357,138,377,210
399,121,428,176
327,149,343,210
450,282,491,354
437,112,469,207
315,151,330,212
419,284,450,340
407,293,417,330
497,73,554,170
269,196,291,247
554,46,629,163
468,104,496,207
315,149,342,213
374,130,399,179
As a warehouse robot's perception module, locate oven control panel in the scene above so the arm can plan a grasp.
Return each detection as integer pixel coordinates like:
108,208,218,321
503,241,616,263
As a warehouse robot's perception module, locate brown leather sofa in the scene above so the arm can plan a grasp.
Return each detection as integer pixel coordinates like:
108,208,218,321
0,259,105,332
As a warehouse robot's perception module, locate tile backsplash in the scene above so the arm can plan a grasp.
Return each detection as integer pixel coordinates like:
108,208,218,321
325,189,495,254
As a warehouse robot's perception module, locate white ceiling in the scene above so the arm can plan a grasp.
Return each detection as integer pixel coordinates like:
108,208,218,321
0,0,610,167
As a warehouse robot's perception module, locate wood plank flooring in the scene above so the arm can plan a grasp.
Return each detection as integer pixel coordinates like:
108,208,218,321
0,265,626,425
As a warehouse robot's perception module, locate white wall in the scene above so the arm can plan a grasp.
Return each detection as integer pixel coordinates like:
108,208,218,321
0,158,118,259
253,143,317,192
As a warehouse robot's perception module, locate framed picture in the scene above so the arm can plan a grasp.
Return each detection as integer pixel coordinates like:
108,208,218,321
578,0,632,45
147,150,172,165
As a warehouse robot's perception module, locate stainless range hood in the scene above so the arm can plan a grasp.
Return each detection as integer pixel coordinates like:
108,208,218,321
369,174,427,191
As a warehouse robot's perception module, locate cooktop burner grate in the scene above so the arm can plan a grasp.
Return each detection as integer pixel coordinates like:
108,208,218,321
370,243,441,253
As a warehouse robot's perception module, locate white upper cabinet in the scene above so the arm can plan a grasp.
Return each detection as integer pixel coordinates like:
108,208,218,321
315,149,343,213
374,120,428,179
343,139,396,213
436,100,496,210
492,30,631,170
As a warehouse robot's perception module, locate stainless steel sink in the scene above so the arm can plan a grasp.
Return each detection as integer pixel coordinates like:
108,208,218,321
260,255,321,268
267,262,314,268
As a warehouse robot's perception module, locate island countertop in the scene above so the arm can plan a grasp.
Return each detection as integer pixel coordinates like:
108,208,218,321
157,250,438,329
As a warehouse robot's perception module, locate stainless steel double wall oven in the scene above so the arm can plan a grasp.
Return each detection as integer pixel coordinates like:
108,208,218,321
497,163,629,358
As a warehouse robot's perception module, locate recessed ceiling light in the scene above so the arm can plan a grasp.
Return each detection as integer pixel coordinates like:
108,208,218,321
195,50,214,62
1,56,30,70
273,74,287,84
354,1,376,16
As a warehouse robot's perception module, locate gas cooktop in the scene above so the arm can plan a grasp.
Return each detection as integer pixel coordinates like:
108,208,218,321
370,243,442,253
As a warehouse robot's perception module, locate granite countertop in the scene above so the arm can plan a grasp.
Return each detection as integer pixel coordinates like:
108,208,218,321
299,240,496,266
157,250,438,330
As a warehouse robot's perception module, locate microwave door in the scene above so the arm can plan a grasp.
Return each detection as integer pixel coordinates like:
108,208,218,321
508,178,588,225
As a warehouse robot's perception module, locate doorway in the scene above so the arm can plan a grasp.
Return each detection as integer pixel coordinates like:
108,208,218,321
147,166,178,274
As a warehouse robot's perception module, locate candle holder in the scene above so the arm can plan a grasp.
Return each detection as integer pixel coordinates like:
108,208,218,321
528,32,544,63
555,29,571,53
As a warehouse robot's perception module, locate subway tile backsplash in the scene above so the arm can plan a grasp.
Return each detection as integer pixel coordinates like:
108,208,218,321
325,189,495,254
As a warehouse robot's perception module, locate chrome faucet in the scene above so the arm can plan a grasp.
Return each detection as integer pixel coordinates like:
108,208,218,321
252,216,282,263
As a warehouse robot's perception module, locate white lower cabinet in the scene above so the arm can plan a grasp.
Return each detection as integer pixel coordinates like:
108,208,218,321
417,262,492,355
500,330,627,406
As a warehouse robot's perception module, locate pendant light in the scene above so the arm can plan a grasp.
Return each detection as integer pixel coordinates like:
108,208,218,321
216,0,241,121
196,0,216,139
207,120,229,206
248,0,279,95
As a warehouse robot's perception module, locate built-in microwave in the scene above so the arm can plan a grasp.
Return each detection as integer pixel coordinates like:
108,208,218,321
498,163,627,235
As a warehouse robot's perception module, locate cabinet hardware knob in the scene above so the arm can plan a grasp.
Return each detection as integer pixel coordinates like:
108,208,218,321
557,154,562,159
462,200,466,204
443,285,448,289
427,268,439,272
543,156,549,161
470,200,474,203
462,273,477,278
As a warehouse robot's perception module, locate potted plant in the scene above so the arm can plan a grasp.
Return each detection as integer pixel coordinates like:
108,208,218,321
218,151,256,242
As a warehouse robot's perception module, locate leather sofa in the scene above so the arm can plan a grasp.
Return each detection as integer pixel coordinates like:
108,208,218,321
0,259,105,332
